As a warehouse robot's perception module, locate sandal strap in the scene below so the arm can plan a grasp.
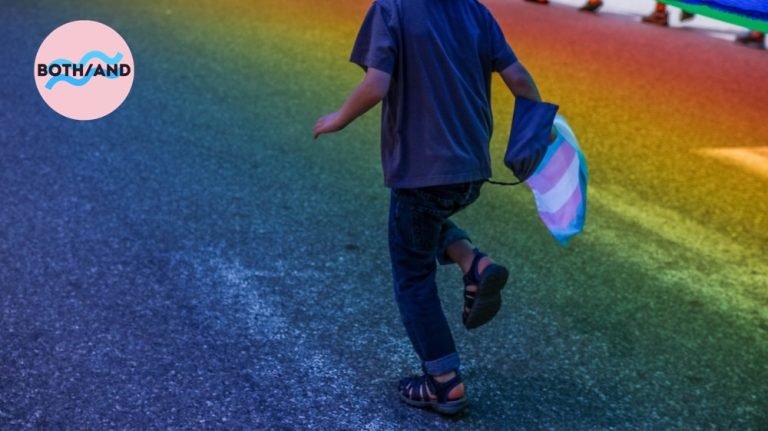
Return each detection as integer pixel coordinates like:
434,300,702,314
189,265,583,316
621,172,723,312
462,248,486,285
401,372,463,404
400,374,435,402
462,249,485,323
430,372,464,404
463,292,476,315
469,248,486,282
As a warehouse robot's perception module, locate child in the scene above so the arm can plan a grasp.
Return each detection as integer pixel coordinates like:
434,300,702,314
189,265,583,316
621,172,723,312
314,0,546,415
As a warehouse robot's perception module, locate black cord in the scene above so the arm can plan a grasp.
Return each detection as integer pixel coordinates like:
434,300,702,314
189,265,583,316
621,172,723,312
486,179,523,186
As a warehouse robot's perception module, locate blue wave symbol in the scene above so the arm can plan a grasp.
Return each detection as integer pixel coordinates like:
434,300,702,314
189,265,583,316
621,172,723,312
45,51,124,90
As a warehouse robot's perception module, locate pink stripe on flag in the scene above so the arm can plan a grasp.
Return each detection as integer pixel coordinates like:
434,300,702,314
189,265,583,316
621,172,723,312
538,185,583,231
526,142,576,194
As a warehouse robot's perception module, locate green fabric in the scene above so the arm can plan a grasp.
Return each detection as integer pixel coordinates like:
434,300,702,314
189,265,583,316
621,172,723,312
660,0,768,32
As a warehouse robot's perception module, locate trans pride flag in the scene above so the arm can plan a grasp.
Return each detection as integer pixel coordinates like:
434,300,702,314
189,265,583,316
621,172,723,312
525,115,588,246
500,98,587,246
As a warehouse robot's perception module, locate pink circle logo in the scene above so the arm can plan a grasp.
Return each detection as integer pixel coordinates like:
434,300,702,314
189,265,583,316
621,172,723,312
34,20,134,121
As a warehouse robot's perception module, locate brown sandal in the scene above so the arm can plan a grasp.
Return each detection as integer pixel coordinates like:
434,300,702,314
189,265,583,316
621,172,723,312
398,372,468,415
462,248,508,329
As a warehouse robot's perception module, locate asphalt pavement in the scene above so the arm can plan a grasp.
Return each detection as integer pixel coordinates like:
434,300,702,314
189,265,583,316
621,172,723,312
1,0,766,429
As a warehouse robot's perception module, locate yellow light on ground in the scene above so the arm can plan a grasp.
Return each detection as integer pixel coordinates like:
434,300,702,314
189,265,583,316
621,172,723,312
697,147,768,180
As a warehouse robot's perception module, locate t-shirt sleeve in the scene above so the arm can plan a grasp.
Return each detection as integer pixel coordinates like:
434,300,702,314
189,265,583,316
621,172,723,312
487,13,518,72
349,2,398,74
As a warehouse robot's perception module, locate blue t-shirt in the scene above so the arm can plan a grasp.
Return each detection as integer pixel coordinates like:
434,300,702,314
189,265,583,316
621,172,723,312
350,0,518,188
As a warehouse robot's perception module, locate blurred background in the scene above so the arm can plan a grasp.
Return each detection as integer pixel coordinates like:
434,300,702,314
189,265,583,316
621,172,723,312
1,0,766,429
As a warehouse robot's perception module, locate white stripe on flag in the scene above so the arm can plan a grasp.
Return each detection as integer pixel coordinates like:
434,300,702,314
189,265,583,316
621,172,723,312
532,152,580,214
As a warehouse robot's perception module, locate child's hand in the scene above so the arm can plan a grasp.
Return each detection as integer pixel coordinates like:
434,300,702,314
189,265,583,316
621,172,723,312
313,112,345,139
313,69,389,140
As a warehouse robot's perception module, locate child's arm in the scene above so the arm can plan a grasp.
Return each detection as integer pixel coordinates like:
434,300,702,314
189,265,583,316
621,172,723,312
500,62,558,141
314,67,391,139
500,62,542,102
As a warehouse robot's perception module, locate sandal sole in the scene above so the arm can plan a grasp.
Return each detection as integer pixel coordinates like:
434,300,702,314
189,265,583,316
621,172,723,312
464,264,508,329
399,393,469,415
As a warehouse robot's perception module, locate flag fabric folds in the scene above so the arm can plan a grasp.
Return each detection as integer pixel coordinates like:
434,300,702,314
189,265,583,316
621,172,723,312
524,114,588,246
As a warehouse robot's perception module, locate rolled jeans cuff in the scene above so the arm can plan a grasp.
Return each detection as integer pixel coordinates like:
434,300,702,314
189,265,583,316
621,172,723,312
437,225,472,266
423,352,460,376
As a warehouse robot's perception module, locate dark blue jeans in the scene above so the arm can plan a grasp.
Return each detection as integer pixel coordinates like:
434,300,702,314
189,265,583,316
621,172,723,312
388,180,484,376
